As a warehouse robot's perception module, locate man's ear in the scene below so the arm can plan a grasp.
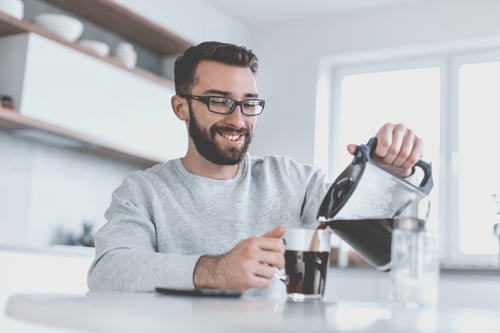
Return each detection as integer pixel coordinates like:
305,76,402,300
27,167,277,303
171,95,189,121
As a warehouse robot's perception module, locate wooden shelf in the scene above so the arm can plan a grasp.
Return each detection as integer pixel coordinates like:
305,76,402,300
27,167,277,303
0,108,160,167
43,0,192,55
0,11,175,89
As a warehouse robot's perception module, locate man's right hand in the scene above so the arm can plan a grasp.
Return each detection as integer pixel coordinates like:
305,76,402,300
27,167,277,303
193,225,286,290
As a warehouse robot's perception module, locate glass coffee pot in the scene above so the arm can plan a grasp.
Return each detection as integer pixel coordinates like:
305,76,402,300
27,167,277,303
316,137,434,271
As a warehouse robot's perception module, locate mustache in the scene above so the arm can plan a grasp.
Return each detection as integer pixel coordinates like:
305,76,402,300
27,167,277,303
210,125,250,136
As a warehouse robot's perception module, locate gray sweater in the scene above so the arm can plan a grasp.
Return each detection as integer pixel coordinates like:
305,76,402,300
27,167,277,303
87,154,329,297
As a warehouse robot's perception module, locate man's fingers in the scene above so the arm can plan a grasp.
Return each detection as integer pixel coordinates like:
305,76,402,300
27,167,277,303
256,249,285,268
392,130,417,167
374,123,405,160
254,263,277,280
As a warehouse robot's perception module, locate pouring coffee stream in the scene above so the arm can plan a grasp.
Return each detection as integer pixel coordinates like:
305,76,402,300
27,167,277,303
316,137,434,271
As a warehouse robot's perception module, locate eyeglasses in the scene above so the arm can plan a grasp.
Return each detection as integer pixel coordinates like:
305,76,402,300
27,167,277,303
180,94,265,116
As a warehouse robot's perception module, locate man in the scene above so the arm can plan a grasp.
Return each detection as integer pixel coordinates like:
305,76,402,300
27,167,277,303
87,42,423,297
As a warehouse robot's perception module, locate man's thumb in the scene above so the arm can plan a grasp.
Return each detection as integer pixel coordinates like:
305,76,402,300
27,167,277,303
347,144,358,155
262,224,286,238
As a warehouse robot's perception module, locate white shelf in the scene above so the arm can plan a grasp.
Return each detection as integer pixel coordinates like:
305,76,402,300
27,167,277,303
0,108,161,166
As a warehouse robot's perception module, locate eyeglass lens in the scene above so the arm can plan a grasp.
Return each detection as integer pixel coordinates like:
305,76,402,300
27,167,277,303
209,97,263,115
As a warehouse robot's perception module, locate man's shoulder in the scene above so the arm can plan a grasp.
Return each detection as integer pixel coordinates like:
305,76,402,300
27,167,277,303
248,154,293,170
245,154,326,193
248,154,300,165
247,154,321,176
122,159,180,186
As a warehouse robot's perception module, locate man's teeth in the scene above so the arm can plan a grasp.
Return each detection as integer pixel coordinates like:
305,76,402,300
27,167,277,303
221,133,241,141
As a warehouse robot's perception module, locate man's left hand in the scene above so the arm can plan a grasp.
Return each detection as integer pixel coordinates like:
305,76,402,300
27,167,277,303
347,123,423,178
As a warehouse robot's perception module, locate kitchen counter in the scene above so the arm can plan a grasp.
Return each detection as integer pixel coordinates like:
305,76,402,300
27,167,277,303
5,292,500,333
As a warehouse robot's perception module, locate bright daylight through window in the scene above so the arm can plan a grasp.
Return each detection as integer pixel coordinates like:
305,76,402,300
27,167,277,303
327,50,500,269
457,59,500,256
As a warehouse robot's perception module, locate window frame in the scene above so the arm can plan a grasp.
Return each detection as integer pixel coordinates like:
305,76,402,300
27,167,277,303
319,46,500,270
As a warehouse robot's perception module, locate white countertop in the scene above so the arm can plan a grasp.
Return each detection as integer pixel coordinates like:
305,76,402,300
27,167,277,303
5,291,500,333
2,247,500,332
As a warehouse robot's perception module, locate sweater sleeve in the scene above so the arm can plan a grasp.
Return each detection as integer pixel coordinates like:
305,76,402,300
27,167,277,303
87,172,201,292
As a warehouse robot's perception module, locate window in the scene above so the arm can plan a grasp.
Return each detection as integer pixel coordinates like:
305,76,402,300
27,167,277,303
321,48,500,269
452,54,500,265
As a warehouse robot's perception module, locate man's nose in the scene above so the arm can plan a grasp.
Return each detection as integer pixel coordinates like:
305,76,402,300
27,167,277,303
224,104,245,125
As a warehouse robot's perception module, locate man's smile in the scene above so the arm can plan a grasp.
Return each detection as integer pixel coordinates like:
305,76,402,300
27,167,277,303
218,131,244,143
213,126,249,145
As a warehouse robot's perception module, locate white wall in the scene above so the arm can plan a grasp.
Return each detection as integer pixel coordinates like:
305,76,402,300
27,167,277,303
0,132,138,247
112,0,253,47
250,0,500,165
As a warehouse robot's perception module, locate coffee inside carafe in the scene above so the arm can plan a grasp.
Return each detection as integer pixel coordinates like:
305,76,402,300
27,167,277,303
318,218,394,271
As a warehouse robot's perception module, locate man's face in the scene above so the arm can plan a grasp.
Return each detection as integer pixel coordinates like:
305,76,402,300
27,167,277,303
187,60,258,165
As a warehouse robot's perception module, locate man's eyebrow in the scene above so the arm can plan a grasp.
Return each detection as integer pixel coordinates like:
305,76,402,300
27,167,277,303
203,89,259,98
244,93,259,98
204,89,230,96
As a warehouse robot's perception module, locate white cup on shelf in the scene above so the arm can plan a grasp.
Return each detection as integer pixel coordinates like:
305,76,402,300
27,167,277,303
78,39,110,57
113,42,137,69
0,0,24,20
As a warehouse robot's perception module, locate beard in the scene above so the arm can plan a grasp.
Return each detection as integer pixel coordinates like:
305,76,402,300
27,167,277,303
188,107,252,165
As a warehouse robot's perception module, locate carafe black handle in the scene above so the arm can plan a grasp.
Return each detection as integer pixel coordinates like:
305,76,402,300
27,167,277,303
355,137,433,195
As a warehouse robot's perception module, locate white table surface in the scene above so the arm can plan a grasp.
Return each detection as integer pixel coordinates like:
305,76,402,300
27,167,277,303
5,291,500,333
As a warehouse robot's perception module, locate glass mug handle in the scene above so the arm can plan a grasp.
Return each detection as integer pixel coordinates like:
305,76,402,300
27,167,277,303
274,267,288,284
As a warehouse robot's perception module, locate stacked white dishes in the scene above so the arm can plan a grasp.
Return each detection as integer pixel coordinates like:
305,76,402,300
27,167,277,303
0,0,24,19
33,13,83,42
78,39,110,57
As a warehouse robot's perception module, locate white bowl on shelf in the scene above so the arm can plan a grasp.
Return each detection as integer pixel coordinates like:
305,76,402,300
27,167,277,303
33,13,84,42
0,0,24,20
112,42,137,69
78,39,110,57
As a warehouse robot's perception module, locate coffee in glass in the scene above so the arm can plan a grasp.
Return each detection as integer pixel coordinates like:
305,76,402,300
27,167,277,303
283,228,331,301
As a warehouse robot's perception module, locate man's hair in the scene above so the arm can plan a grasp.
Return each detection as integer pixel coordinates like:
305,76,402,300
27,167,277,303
174,41,258,95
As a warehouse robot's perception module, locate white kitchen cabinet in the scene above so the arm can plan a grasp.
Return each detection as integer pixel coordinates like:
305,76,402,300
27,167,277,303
0,33,187,162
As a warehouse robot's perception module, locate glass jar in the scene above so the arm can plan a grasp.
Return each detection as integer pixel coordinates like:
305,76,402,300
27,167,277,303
391,219,439,307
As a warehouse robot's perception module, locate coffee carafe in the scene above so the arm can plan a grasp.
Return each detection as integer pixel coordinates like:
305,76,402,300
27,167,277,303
316,137,433,271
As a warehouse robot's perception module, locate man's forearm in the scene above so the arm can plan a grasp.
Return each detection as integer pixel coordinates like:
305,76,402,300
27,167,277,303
193,255,225,289
88,248,201,291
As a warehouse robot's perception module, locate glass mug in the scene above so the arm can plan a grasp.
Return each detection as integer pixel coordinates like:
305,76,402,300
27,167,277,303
280,228,331,301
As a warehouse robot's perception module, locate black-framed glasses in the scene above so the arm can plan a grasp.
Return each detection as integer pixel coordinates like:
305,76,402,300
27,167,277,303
180,94,265,116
